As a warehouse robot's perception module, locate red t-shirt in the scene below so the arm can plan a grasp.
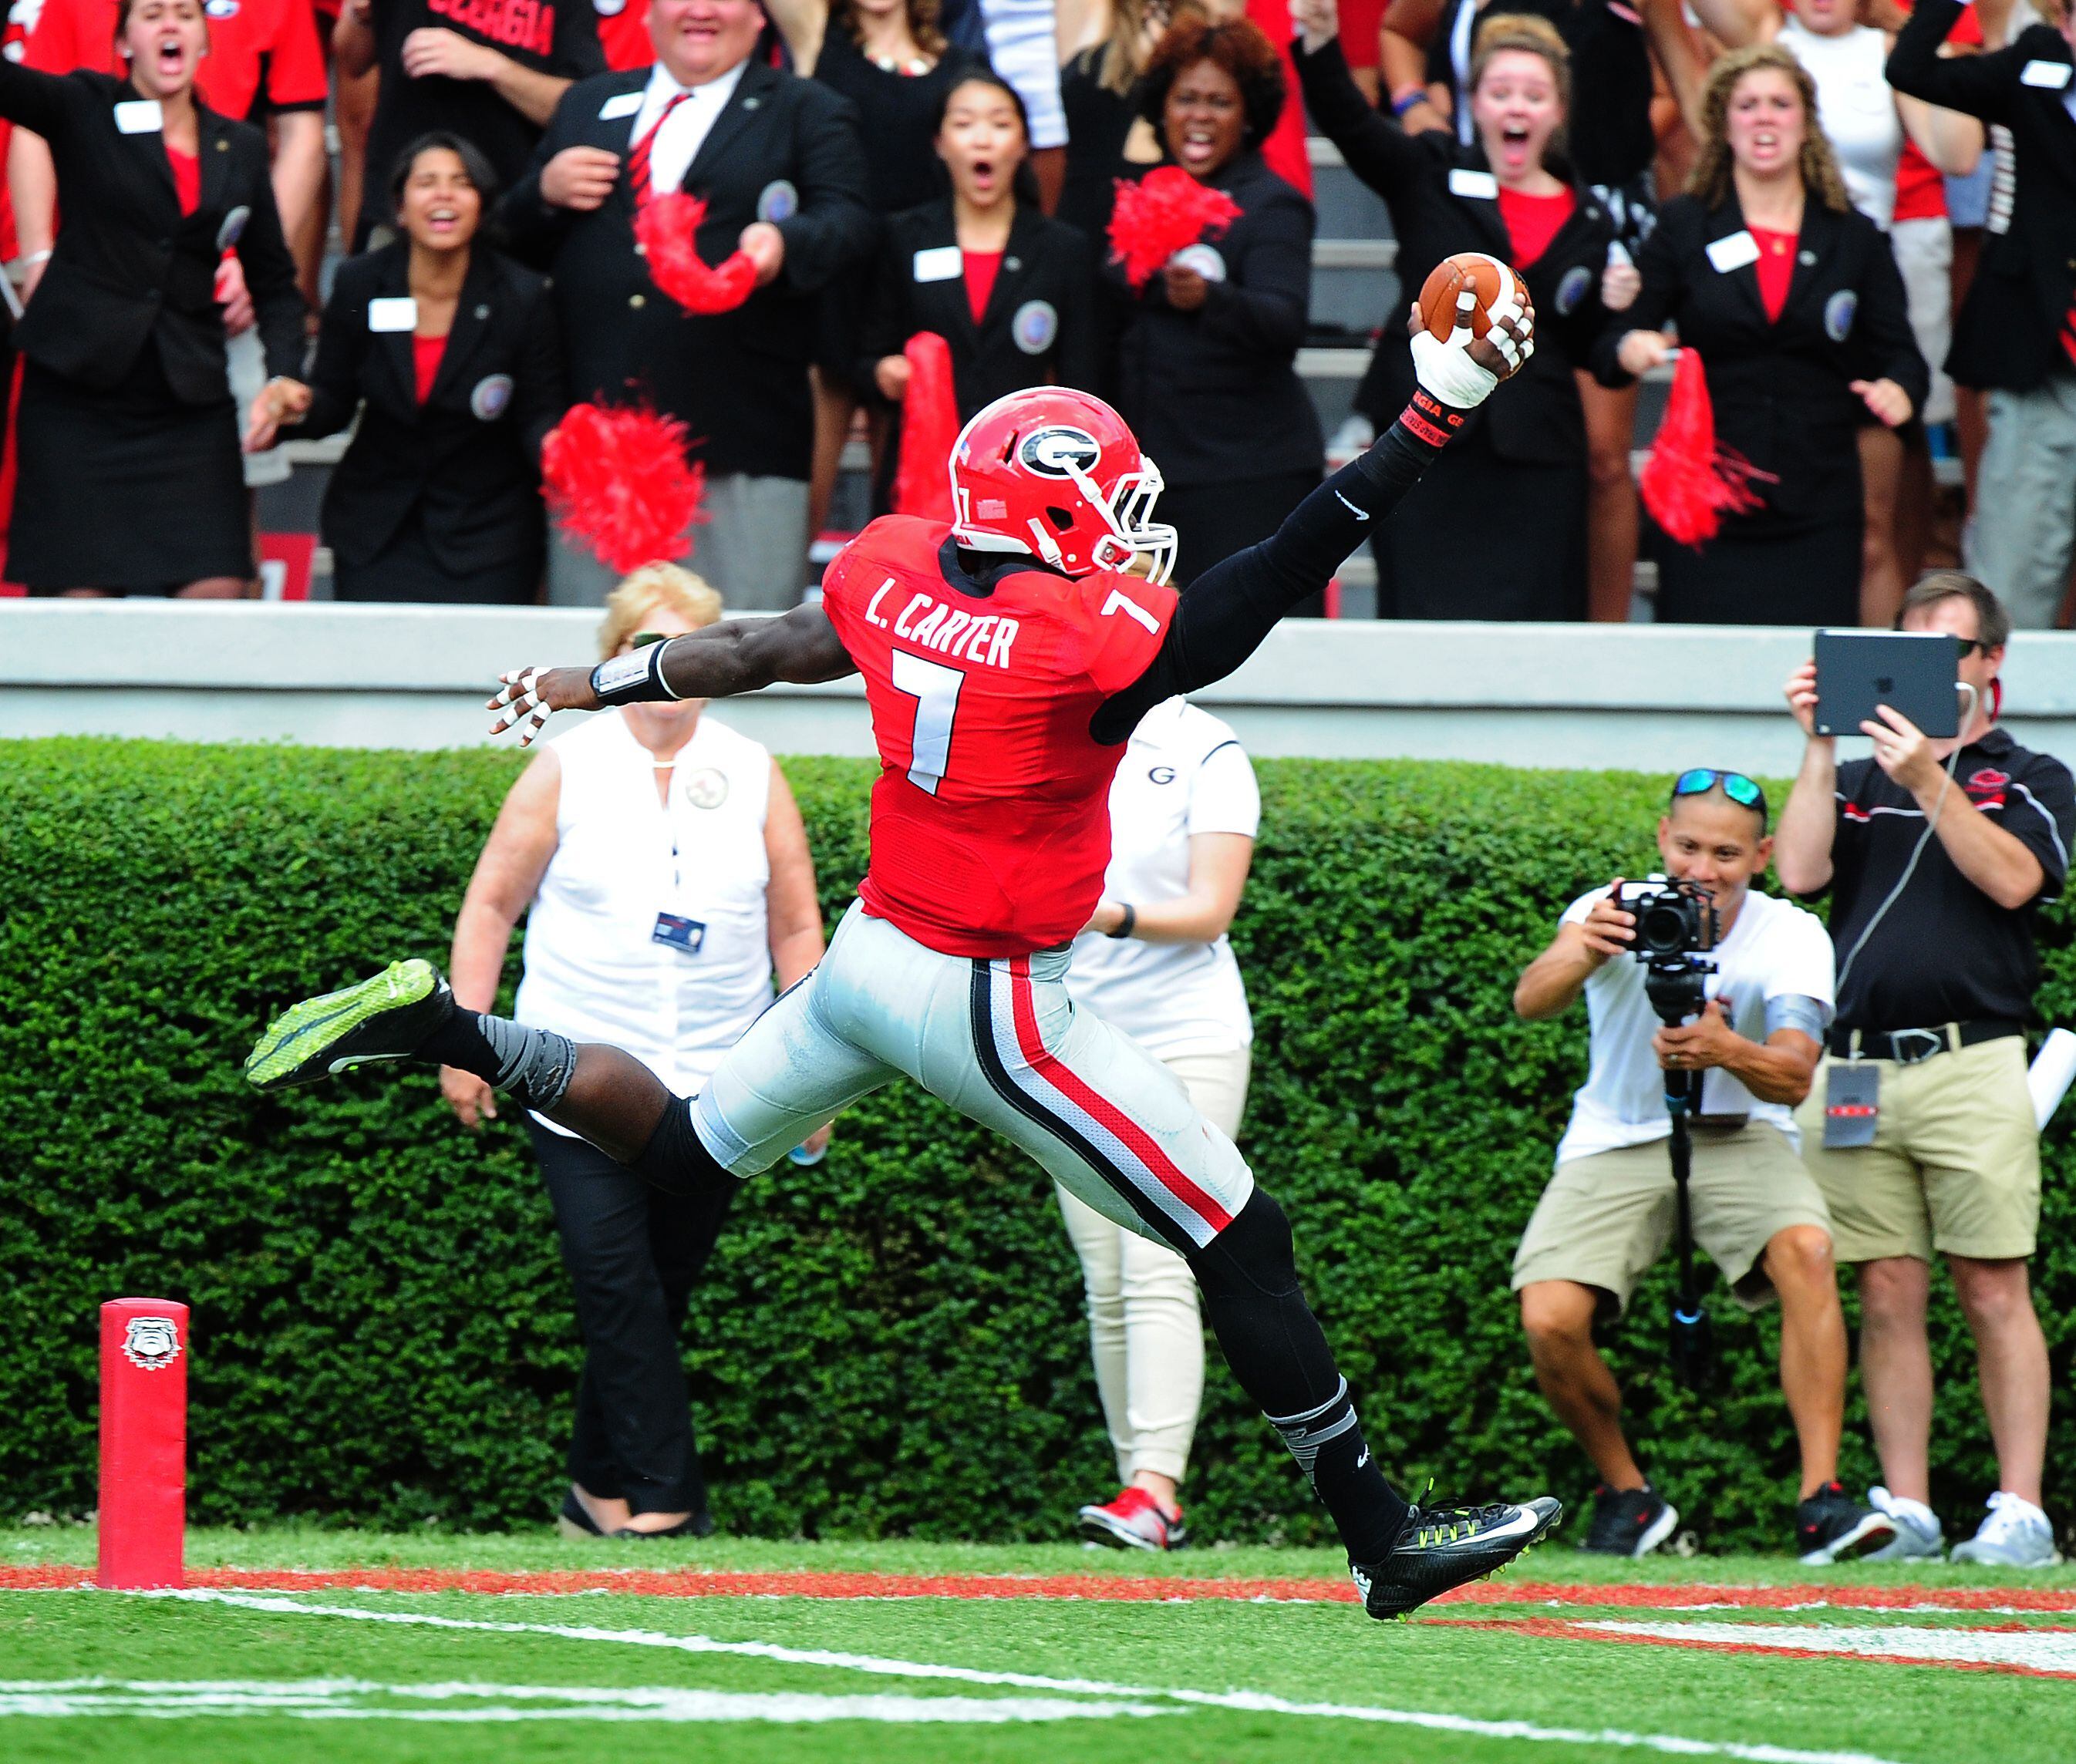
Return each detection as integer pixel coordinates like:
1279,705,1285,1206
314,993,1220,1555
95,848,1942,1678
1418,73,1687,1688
23,0,329,120
413,332,447,402
962,249,1001,324
820,513,1178,958
167,144,201,214
1496,186,1576,269
591,0,650,69
1751,226,1797,322
1891,0,1982,224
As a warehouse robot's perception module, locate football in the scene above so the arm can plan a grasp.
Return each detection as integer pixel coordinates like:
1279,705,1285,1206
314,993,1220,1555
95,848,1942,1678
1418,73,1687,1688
1417,251,1525,343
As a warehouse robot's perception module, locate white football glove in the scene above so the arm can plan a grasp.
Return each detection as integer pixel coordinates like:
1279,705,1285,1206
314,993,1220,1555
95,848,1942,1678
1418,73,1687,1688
1410,272,1536,409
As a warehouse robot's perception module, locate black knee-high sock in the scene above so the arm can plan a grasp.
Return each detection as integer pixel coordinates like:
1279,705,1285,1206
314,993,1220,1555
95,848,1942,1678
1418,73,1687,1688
418,1007,579,1113
1187,1189,1410,1563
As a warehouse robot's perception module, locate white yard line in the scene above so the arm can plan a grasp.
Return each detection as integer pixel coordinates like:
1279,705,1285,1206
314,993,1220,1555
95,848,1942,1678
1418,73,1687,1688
0,1677,1169,1723
1578,1621,2076,1674
130,1587,1912,1764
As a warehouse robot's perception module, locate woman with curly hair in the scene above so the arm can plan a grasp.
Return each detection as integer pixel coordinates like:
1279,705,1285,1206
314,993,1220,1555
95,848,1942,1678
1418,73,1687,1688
1108,14,1323,587
1592,44,1926,626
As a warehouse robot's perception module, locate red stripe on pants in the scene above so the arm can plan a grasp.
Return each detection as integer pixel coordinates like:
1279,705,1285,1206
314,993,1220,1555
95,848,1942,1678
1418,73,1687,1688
1005,957,1232,1236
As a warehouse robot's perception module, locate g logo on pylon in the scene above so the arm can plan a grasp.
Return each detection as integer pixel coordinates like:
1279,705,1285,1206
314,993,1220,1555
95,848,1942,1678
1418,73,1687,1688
122,1315,182,1371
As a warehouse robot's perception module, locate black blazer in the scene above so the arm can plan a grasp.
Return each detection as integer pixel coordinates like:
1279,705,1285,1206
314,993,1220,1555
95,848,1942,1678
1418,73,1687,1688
1298,39,1616,466
0,63,301,404
1107,152,1323,487
1888,0,2076,393
292,244,564,574
858,200,1100,419
498,59,873,480
1591,192,1929,531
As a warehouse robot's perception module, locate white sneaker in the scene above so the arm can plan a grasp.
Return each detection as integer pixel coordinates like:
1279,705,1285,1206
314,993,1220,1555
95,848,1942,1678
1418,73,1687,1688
1950,1492,2063,1569
1863,1486,1944,1562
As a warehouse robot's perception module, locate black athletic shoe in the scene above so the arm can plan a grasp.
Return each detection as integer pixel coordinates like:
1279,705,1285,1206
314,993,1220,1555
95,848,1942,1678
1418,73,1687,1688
1581,1484,1680,1557
1797,1481,1897,1565
244,959,452,1091
1350,1496,1563,1621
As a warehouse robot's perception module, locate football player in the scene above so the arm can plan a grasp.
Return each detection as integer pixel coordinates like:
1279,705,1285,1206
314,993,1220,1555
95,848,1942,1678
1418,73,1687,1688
248,293,1559,1618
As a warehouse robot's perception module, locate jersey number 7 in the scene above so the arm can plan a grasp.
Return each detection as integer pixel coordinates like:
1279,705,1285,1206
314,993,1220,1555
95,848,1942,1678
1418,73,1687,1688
891,650,964,796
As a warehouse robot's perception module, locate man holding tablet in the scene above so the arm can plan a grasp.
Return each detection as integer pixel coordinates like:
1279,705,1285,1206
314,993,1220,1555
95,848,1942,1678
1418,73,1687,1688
1777,573,2076,1568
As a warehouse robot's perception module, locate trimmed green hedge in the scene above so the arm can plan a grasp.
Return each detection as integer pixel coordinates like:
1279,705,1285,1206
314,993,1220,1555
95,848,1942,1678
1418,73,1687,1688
2,737,2071,1549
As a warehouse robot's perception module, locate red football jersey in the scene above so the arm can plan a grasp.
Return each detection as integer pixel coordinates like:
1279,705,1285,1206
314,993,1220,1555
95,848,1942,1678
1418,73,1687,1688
821,515,1178,959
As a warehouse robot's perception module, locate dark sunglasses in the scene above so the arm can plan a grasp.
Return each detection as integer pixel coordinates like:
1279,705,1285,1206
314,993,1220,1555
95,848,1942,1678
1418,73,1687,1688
1672,768,1768,820
631,631,668,648
1954,638,1985,659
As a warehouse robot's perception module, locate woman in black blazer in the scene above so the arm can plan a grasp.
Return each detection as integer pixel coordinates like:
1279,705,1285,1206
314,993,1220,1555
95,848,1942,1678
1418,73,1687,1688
0,0,305,597
1108,15,1323,587
861,69,1097,476
252,133,563,603
1296,5,1619,619
1592,44,1926,627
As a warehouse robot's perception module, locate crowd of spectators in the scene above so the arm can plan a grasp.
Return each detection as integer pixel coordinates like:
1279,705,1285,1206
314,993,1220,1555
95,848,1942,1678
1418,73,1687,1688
0,0,2069,622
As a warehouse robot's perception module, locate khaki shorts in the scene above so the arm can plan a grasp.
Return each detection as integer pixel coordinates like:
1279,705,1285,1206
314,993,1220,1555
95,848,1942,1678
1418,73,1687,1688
1795,1038,2039,1264
1512,1124,1832,1318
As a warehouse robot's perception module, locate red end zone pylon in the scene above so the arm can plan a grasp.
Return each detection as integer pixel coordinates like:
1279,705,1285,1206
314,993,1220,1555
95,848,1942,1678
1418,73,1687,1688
97,1298,187,1589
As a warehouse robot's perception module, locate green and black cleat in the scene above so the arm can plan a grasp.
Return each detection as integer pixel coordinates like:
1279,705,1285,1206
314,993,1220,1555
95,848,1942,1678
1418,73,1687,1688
244,959,451,1092
1350,1495,1564,1621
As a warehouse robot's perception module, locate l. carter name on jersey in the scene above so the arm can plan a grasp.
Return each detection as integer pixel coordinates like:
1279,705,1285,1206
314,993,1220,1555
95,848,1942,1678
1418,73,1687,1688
862,578,1020,668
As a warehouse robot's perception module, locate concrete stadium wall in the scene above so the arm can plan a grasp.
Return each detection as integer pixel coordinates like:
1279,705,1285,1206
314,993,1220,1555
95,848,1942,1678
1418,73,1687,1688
6,599,2076,775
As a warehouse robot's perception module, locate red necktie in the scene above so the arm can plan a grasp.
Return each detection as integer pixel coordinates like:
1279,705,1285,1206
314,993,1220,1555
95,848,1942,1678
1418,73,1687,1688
627,89,692,208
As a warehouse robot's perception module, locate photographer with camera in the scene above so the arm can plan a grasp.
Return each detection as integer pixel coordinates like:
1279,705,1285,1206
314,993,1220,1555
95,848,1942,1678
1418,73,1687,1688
1778,573,2075,1568
1513,770,1896,1563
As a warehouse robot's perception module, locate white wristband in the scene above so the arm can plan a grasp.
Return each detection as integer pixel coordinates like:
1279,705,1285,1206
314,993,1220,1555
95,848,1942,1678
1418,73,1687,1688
1410,330,1501,408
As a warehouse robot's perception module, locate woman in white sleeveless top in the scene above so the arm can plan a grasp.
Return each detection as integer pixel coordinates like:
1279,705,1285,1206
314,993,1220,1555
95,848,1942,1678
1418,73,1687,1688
442,564,827,1539
1062,697,1259,1551
1683,0,1981,624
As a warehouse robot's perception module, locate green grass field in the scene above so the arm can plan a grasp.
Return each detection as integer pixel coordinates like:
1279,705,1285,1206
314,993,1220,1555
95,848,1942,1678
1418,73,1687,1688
3,1527,2072,1762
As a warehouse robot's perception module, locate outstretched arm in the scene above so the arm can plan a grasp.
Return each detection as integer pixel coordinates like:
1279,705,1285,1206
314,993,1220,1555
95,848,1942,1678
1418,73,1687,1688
488,602,858,744
1092,298,1530,741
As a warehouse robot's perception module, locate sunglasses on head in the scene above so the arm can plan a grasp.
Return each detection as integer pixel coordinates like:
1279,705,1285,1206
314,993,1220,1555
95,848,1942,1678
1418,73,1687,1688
1672,768,1768,820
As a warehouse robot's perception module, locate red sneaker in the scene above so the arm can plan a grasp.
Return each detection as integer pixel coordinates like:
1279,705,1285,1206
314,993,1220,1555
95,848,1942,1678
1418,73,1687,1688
1077,1486,1187,1551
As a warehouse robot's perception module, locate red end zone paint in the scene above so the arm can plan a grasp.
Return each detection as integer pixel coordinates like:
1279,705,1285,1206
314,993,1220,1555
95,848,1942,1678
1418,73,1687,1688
5,1565,2074,1613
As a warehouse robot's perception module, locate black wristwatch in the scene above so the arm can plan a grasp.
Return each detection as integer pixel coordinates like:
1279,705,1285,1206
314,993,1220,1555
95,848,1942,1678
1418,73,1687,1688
1107,903,1136,939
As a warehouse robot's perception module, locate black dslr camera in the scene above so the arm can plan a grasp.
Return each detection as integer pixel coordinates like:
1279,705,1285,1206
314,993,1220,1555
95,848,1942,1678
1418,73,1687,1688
1616,875,1720,1025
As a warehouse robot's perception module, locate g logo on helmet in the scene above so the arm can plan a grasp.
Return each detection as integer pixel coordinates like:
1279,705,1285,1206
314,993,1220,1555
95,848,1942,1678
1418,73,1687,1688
122,1315,182,1372
1019,426,1101,480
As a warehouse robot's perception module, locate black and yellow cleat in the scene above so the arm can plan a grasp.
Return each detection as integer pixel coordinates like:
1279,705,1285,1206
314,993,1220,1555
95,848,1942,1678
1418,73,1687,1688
1350,1495,1563,1620
244,959,451,1091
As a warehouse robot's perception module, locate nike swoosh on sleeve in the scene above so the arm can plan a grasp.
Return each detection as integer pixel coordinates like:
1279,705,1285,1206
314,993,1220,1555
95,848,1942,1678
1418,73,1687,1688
1333,490,1371,521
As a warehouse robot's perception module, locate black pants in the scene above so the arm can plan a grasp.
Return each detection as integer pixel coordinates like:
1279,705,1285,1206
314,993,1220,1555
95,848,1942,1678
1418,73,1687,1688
531,1117,735,1516
1653,513,1862,627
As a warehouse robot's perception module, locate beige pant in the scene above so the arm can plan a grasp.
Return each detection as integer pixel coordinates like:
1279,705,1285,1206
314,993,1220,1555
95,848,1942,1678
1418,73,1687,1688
1053,1044,1251,1483
1512,1124,1833,1319
1795,1037,2040,1263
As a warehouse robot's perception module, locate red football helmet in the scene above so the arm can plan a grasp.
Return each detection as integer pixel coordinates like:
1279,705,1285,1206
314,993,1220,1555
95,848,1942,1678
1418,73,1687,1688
947,389,1177,584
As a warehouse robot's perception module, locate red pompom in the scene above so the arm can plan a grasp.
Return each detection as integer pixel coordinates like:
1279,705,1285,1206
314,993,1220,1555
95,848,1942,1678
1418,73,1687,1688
891,332,960,522
635,193,758,315
1107,166,1243,291
1639,348,1775,548
541,402,706,577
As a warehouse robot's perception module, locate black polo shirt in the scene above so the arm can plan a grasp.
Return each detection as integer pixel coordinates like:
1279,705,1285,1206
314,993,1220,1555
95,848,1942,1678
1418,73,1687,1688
1818,727,2075,1031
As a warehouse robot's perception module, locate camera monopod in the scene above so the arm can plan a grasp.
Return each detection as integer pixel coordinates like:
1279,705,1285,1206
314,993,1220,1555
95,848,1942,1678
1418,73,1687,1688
1657,1053,1716,1392
1622,875,1723,1395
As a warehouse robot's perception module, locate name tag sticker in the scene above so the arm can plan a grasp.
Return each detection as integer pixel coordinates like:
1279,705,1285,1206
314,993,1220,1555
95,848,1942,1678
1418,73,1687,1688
1706,229,1761,273
912,245,962,283
368,296,419,333
1823,1062,1880,1150
113,99,163,135
1447,167,1498,200
2020,58,2072,89
652,911,706,956
599,89,644,120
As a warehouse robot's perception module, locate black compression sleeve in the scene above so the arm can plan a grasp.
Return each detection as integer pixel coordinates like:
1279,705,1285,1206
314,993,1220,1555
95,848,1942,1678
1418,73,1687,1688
1092,391,1470,742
